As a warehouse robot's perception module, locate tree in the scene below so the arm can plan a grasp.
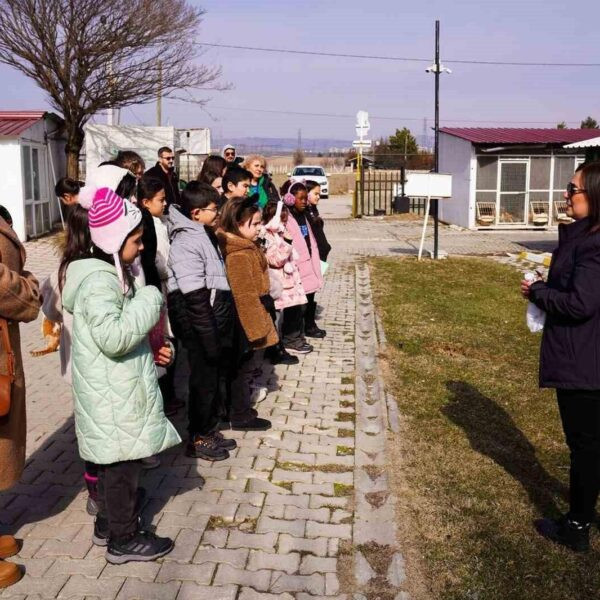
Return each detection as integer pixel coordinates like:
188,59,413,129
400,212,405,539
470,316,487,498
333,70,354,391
556,121,567,129
580,116,599,129
0,0,221,177
388,127,419,158
293,149,305,166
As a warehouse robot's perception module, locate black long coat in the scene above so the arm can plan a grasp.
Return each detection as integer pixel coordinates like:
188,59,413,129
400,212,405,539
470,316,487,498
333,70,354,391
530,217,600,389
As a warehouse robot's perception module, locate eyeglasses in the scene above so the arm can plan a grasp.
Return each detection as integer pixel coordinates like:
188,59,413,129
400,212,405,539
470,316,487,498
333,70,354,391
200,207,219,214
567,182,587,198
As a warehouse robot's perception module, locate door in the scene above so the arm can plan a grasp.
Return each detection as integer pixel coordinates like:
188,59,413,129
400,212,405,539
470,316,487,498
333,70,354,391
498,161,528,224
22,144,51,238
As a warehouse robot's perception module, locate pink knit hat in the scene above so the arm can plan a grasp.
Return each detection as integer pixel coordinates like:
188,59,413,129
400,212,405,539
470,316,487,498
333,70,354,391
88,187,142,291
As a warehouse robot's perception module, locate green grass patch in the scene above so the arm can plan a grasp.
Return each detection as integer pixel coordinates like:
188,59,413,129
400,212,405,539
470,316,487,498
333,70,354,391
371,256,594,600
334,483,354,497
337,445,355,456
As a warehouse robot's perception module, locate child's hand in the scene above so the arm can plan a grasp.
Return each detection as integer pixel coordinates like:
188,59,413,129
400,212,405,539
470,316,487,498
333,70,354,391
155,345,173,366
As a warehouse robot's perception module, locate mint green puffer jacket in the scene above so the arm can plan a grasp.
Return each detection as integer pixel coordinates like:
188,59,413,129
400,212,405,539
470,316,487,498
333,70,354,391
62,259,181,464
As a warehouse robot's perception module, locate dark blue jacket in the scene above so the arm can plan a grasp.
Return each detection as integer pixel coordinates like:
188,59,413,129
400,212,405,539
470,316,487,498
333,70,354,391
530,217,600,389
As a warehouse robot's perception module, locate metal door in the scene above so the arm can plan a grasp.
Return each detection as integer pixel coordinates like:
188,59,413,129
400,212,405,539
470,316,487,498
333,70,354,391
498,161,528,224
22,144,51,238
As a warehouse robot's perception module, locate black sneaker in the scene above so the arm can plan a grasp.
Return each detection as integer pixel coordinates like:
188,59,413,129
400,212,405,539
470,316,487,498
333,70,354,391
213,430,237,450
285,342,313,354
270,350,299,365
305,326,326,338
231,417,272,431
92,489,147,547
106,530,174,564
535,515,590,553
186,434,230,461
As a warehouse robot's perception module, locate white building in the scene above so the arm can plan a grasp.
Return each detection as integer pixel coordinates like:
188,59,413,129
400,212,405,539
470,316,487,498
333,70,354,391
439,128,598,229
0,111,66,241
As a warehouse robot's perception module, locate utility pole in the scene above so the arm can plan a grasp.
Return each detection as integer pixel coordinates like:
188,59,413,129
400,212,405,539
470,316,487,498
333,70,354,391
433,20,440,259
157,61,163,127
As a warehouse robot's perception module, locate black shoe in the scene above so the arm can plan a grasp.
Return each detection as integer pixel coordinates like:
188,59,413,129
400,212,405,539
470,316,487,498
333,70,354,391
305,326,326,338
270,350,299,365
535,515,590,553
285,342,313,354
213,430,237,450
106,530,174,564
92,489,147,547
186,434,230,461
230,417,272,431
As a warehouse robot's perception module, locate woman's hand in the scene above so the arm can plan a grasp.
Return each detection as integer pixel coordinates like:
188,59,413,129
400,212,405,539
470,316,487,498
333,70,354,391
155,345,173,366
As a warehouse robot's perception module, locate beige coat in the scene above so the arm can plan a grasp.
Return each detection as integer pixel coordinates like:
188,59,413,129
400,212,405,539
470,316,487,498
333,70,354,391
0,218,41,490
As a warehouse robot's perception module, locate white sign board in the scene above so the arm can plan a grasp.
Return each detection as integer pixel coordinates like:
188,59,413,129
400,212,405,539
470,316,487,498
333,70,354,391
404,172,452,198
352,140,372,148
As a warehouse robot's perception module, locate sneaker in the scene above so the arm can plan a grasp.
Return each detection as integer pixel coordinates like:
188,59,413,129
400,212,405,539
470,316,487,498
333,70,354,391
230,417,272,431
535,515,590,553
86,496,99,516
305,326,326,338
92,489,147,547
269,350,299,365
285,342,313,354
186,434,230,461
106,530,174,564
213,430,237,450
84,472,99,516
250,386,268,405
140,455,161,470
0,561,22,589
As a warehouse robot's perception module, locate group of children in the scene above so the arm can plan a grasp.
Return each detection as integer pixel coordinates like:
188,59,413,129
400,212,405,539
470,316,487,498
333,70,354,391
44,150,331,564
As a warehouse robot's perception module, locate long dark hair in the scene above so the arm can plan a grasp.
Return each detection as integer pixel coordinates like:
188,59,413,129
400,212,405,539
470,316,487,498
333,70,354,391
198,155,227,185
579,162,600,232
58,205,92,292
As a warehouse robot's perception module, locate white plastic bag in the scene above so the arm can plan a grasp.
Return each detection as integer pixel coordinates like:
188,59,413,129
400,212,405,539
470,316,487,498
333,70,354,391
525,272,546,333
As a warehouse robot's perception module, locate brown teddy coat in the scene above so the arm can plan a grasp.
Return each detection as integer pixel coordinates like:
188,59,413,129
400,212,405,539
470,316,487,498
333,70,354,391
218,231,278,350
0,218,41,490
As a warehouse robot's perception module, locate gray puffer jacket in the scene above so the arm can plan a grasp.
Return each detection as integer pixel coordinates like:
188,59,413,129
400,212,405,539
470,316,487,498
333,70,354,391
166,205,230,294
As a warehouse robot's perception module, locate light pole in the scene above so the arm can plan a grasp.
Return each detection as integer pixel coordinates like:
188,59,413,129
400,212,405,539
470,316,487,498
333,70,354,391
426,20,451,259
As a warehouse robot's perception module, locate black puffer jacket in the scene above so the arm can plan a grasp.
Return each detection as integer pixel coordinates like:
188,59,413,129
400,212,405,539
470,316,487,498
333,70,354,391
140,208,161,289
306,205,331,262
529,217,600,389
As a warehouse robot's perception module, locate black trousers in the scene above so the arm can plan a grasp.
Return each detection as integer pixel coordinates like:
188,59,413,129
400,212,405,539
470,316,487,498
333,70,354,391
305,293,317,329
96,460,142,540
557,388,600,523
282,304,305,345
186,343,220,437
158,356,177,406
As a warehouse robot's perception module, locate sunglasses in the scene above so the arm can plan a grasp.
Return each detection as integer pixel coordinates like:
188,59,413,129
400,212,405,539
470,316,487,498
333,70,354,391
566,182,587,198
162,156,175,161
225,152,235,157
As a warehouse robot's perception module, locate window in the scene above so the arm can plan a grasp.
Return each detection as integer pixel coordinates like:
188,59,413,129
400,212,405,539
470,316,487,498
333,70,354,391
293,167,325,177
476,156,497,190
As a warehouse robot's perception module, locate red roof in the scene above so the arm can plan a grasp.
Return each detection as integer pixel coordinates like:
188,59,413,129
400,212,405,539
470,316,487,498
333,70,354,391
439,127,600,145
0,111,47,137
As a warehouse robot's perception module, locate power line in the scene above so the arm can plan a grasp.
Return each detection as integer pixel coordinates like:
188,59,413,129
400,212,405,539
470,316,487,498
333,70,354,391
197,42,600,68
206,104,577,125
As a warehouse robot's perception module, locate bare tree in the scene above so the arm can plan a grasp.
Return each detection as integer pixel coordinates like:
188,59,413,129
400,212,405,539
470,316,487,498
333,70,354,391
293,149,305,166
0,0,221,177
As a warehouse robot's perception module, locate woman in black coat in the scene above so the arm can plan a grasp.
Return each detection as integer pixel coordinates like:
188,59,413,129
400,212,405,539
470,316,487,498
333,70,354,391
522,161,600,552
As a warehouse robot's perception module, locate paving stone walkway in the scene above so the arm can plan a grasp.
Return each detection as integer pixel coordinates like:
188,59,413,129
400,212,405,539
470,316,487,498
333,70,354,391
0,216,558,599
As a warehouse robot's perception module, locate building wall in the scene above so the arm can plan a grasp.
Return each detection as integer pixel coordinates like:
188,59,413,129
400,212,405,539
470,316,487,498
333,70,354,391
439,133,474,228
0,141,24,239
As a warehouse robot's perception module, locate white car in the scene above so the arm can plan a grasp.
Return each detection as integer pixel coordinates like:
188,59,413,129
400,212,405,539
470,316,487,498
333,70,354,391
289,166,329,198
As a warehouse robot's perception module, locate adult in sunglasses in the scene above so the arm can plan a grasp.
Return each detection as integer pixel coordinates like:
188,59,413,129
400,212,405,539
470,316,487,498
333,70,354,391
521,161,600,552
145,146,181,208
222,144,243,165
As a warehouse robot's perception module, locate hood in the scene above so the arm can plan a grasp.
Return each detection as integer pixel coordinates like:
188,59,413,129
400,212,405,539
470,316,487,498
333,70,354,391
217,231,257,257
62,258,117,314
166,204,209,240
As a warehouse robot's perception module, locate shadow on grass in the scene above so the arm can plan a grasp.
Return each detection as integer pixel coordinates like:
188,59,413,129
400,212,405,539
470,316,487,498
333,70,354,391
442,380,566,517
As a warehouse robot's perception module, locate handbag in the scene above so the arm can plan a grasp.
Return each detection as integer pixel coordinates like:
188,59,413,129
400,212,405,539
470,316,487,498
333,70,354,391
0,318,15,417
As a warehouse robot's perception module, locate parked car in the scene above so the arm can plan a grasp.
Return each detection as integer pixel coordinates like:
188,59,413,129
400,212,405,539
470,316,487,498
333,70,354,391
289,166,329,198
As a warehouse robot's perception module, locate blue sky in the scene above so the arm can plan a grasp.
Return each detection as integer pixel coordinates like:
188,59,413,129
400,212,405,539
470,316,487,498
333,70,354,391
1,0,599,141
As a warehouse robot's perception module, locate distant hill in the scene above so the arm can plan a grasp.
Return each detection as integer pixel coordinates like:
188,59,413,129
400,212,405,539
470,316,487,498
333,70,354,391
213,136,353,155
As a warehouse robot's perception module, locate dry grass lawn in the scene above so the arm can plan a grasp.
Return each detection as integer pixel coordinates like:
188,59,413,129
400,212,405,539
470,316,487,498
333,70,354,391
371,256,600,600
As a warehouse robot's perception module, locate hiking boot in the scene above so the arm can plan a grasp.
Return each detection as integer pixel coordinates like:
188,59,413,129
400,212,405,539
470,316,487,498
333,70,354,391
230,417,272,432
140,455,161,470
186,434,230,461
213,430,237,450
106,530,174,564
0,536,19,559
0,561,22,588
535,515,590,553
305,325,326,338
285,342,313,354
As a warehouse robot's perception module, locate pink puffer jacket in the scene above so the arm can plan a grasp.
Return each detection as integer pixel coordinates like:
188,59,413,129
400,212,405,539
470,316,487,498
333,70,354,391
286,212,323,295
